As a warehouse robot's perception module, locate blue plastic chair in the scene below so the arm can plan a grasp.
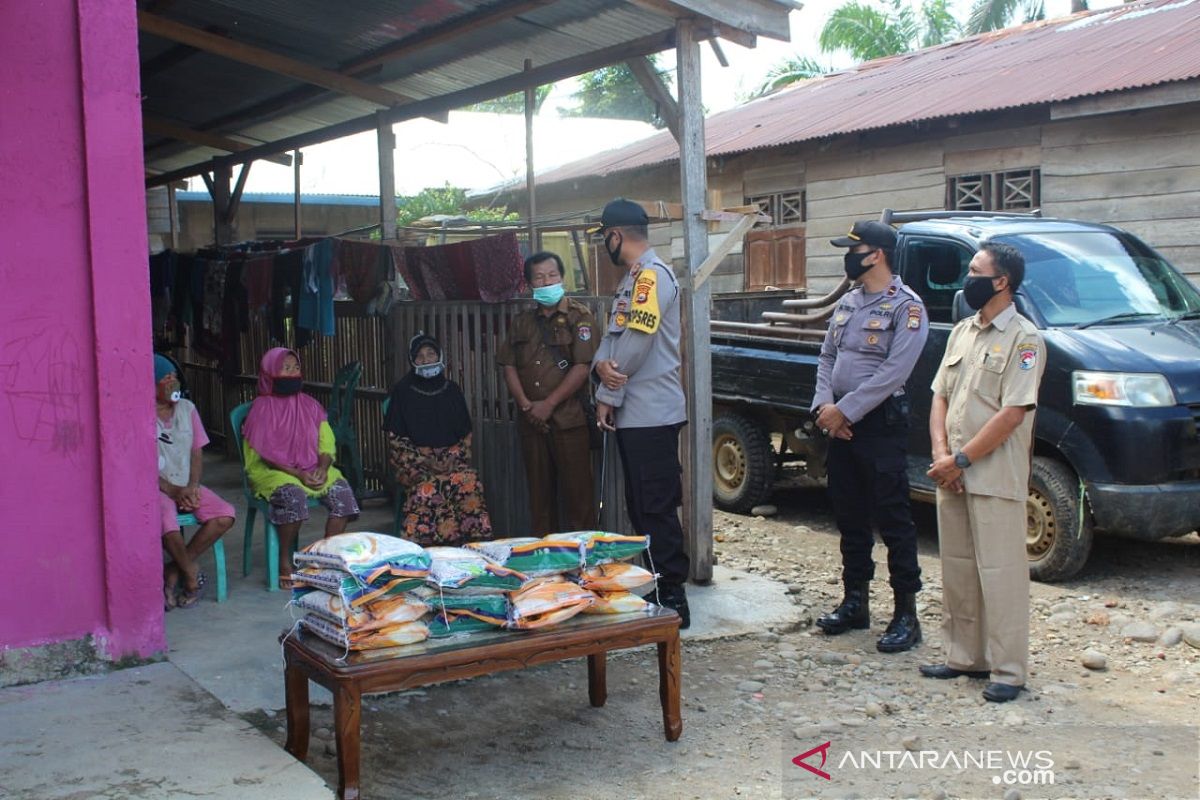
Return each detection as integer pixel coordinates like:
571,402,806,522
175,512,228,603
230,401,319,591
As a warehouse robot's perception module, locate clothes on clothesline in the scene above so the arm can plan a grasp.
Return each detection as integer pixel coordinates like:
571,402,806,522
391,232,525,302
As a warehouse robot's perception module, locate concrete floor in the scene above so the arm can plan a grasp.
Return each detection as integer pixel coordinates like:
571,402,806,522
0,453,800,798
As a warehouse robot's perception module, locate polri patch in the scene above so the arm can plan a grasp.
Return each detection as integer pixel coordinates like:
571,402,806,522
907,305,922,329
577,324,592,342
1018,344,1038,370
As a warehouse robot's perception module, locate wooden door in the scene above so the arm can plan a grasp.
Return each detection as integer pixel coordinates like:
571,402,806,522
744,224,806,291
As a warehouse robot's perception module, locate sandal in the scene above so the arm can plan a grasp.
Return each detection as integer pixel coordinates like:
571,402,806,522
178,571,208,609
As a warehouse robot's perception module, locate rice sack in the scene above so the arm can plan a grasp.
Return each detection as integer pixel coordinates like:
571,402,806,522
292,588,428,632
300,614,429,650
544,531,648,566
507,577,595,630
291,567,422,608
575,563,655,594
425,546,526,591
465,537,583,576
294,532,430,587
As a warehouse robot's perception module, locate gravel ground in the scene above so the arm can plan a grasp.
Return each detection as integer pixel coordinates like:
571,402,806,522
249,478,1200,800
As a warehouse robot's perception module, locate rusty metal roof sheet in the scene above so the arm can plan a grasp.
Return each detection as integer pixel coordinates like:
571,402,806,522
534,0,1200,186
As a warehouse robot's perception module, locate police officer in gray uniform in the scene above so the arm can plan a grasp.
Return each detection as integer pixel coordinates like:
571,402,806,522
813,220,928,652
591,198,690,628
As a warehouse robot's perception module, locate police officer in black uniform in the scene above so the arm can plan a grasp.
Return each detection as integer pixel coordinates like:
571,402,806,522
812,221,928,653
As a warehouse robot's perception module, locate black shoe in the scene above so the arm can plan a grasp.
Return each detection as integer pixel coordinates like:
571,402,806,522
876,592,921,653
919,664,991,680
657,583,690,630
983,682,1023,703
815,582,869,635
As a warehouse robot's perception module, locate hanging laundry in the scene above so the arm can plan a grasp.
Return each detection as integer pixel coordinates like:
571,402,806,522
334,239,389,304
399,232,525,303
271,248,310,349
242,255,274,308
388,244,428,301
299,238,336,336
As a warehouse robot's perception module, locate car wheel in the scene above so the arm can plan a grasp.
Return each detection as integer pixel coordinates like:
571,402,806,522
1026,456,1094,582
712,412,774,513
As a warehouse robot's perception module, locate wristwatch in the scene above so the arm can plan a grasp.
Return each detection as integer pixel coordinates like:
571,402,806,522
953,451,972,470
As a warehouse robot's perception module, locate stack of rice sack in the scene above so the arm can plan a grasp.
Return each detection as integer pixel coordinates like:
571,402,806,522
291,532,432,650
545,531,655,616
419,547,526,637
469,531,655,627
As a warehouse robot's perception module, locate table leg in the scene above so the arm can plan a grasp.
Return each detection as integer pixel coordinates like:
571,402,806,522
657,633,682,742
333,683,363,800
283,662,310,761
588,652,607,707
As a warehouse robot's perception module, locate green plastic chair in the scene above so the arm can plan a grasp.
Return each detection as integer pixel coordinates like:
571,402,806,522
381,395,406,538
175,512,227,603
230,401,319,591
327,361,364,494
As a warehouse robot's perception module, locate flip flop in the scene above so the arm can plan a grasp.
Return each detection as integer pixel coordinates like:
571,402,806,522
178,571,208,609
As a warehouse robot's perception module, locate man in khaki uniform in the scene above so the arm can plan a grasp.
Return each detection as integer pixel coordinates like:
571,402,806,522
922,241,1046,703
497,251,598,533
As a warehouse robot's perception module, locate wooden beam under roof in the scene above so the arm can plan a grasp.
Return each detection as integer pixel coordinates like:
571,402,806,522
630,0,792,41
345,0,555,74
137,10,417,109
626,56,680,141
147,28,685,186
143,115,293,167
627,0,759,47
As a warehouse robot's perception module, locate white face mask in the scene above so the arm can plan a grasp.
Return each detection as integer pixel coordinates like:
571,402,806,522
415,360,444,379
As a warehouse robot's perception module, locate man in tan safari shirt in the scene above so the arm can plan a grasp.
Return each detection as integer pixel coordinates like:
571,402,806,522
497,251,598,534
922,240,1047,704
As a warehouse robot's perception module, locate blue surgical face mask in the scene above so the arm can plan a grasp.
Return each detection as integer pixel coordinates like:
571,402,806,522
415,361,444,379
532,283,565,307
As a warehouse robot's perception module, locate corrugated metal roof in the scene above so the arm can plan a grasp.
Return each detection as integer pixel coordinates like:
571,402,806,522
533,0,1200,186
176,191,379,206
142,0,795,182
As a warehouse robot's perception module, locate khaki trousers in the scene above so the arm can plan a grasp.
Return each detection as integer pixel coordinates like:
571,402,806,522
935,489,1029,686
518,420,594,535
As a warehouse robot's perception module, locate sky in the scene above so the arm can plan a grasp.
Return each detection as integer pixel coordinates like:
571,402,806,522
199,0,1126,198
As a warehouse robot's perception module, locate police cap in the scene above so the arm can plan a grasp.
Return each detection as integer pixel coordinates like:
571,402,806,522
831,220,897,249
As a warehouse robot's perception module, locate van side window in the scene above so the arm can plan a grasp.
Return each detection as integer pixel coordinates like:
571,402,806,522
904,240,972,323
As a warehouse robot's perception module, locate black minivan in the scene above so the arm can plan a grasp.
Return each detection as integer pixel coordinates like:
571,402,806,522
892,212,1200,580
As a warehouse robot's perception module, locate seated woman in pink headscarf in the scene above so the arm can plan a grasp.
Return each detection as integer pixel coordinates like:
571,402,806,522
242,348,360,588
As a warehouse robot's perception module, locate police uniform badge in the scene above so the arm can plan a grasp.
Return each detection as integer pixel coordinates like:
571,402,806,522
577,324,592,342
907,305,922,330
614,312,627,328
867,334,879,345
627,268,661,333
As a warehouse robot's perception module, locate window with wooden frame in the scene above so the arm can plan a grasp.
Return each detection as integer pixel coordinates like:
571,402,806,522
745,189,806,225
947,168,1040,211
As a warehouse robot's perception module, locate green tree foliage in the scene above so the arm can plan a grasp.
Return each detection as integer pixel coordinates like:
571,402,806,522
818,0,961,62
560,59,674,128
966,0,1046,33
465,85,552,114
394,185,515,228
751,56,832,98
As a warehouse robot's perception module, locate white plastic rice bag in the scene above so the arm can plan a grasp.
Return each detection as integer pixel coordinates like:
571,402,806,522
425,546,526,591
574,563,655,594
506,577,595,630
294,532,430,587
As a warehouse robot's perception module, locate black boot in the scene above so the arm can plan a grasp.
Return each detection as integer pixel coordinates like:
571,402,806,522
815,582,870,635
876,592,921,653
657,582,690,630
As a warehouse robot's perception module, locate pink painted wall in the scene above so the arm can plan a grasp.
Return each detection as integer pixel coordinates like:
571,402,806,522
0,1,163,658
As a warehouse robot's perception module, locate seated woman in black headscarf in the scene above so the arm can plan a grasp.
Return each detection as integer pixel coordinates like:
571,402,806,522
383,332,493,546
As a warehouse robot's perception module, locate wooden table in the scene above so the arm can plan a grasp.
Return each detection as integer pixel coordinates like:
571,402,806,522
281,608,682,800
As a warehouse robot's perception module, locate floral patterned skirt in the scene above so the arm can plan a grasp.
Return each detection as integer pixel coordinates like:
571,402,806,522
400,468,493,546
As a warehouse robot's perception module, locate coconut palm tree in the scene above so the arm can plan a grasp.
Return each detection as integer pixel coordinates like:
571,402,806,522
966,0,1096,35
818,0,961,62
751,56,831,98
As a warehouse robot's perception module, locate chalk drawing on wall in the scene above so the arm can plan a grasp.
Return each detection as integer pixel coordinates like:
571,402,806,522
1,317,87,460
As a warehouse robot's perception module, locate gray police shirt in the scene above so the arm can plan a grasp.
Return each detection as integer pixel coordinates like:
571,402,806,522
592,248,687,429
811,274,929,424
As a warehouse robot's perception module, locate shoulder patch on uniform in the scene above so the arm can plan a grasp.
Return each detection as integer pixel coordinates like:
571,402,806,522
886,285,898,297
627,268,661,333
1018,344,1038,370
907,305,922,329
577,323,592,342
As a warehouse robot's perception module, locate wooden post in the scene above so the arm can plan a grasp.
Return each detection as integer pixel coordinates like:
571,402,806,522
676,18,713,584
377,113,397,241
524,58,539,251
167,181,179,250
293,149,302,239
210,161,233,246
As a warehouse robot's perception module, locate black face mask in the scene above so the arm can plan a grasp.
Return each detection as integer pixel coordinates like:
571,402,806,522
604,232,623,266
963,275,1001,310
843,250,876,281
274,376,304,396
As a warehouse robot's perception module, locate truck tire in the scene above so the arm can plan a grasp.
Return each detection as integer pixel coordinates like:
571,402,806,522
1026,456,1093,582
712,412,774,513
